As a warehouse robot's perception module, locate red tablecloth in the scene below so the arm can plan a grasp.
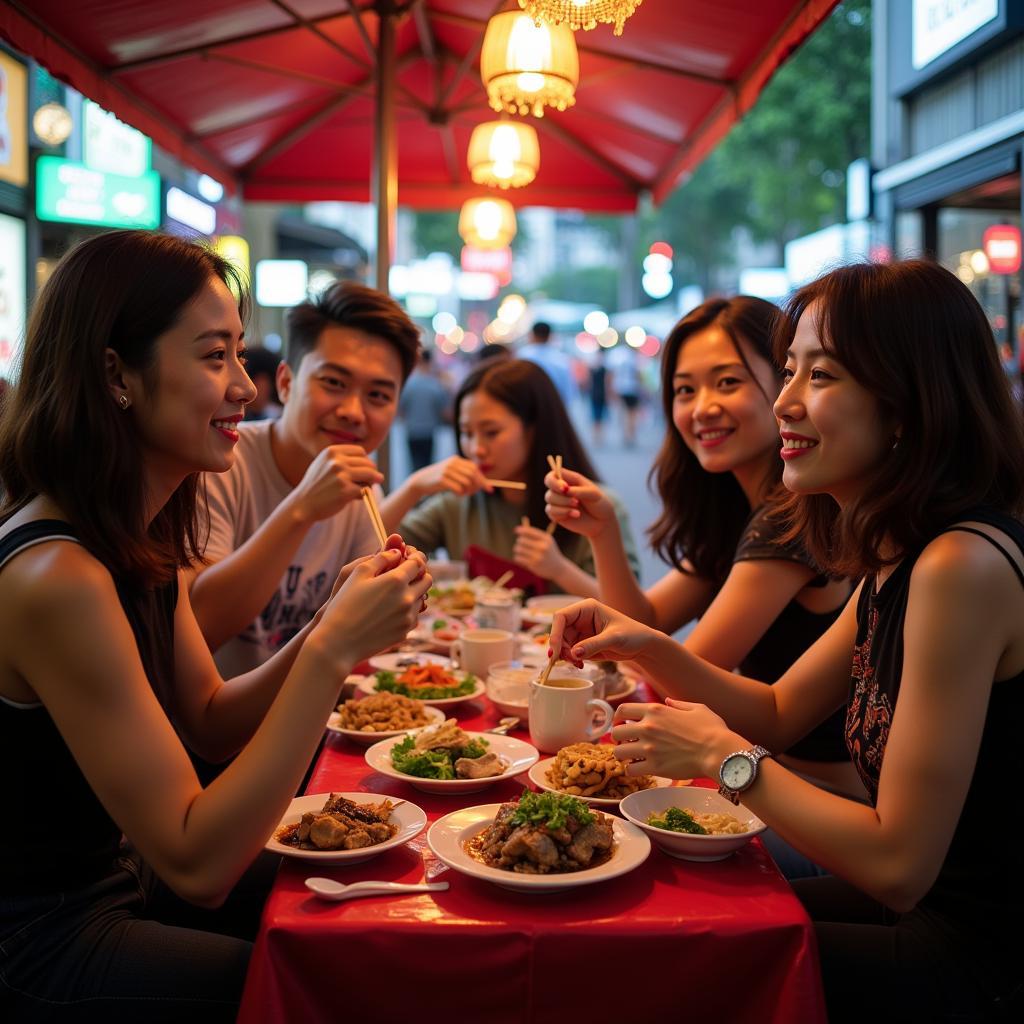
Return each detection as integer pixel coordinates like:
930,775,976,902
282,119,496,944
239,688,826,1024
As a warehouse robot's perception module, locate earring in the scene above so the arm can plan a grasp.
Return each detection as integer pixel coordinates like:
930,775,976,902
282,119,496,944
118,395,130,410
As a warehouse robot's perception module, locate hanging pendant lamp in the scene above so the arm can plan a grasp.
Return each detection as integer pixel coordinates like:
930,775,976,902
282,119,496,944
458,197,517,249
467,120,540,189
518,1,643,37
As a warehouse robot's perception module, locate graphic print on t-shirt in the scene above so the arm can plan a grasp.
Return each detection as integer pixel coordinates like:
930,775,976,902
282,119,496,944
257,566,329,653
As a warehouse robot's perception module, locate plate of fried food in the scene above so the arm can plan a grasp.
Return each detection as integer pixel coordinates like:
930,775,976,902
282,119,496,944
357,664,486,707
266,792,428,865
428,581,479,618
365,719,539,795
427,790,650,893
328,691,446,746
527,742,675,807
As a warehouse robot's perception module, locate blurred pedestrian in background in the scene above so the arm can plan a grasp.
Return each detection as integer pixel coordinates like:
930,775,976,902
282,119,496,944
588,348,609,446
398,348,451,471
518,321,575,408
609,343,642,447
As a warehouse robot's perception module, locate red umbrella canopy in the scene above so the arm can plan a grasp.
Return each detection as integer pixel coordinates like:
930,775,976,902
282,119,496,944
2,0,838,211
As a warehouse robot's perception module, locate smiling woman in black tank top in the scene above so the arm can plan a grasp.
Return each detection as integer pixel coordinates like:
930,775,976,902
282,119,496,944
546,260,1024,1022
0,231,430,1022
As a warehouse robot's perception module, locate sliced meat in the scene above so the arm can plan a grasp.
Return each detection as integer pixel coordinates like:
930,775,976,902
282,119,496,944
309,814,350,849
500,826,559,869
565,820,614,866
455,752,507,779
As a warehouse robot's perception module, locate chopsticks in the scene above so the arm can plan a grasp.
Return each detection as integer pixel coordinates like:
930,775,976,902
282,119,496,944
360,486,388,550
537,647,559,686
545,454,563,534
484,478,526,490
494,569,515,589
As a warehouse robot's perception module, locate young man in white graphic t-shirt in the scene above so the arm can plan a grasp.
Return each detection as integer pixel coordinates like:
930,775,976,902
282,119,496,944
191,282,421,678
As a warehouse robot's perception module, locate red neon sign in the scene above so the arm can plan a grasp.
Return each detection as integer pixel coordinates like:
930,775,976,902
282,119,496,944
983,225,1021,275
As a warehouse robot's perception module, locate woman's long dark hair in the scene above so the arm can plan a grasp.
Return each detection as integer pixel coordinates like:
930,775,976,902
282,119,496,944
0,230,249,586
648,296,782,581
454,358,600,543
772,260,1024,577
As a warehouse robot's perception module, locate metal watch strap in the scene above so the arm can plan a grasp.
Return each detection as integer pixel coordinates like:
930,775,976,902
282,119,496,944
717,744,773,804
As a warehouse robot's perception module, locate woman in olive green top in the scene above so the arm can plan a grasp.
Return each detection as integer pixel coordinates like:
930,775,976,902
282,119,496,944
383,358,639,595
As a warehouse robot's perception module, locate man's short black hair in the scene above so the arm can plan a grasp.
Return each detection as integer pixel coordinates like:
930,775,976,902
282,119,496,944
286,281,421,382
531,321,552,343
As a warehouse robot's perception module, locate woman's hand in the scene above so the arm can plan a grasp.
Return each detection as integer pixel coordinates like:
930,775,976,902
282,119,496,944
313,546,432,667
410,455,489,499
610,698,744,781
512,523,568,580
544,467,616,538
547,598,662,666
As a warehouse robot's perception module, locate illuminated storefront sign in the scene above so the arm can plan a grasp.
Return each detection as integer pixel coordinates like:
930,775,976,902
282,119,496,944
83,100,151,177
983,224,1022,275
0,52,28,188
913,0,998,70
0,212,26,381
36,156,161,229
166,186,216,235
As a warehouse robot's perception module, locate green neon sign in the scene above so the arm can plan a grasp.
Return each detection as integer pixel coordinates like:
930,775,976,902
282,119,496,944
36,156,160,229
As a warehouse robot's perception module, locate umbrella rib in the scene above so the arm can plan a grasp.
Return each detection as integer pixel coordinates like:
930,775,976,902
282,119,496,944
105,6,363,74
242,91,360,175
269,0,371,70
440,121,460,185
536,115,642,190
437,0,506,108
338,0,378,64
204,50,374,94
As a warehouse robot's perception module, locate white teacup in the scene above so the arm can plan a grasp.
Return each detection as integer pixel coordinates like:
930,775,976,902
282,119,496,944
451,628,515,677
528,671,614,754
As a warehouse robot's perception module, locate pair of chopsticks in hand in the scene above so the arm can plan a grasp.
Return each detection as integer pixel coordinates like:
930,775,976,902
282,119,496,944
545,454,564,534
360,487,389,550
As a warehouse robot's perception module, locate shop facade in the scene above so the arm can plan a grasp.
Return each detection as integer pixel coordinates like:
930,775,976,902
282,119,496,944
872,0,1024,360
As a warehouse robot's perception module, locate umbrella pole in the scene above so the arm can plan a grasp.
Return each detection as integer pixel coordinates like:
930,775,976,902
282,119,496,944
373,0,399,487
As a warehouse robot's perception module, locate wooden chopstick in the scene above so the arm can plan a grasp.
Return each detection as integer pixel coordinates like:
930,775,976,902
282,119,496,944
494,570,514,589
537,650,559,686
485,478,526,490
545,454,564,534
360,486,388,550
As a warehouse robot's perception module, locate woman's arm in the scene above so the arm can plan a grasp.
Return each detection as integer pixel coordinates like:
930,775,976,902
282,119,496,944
549,592,859,752
545,467,715,629
10,542,429,908
613,532,1020,910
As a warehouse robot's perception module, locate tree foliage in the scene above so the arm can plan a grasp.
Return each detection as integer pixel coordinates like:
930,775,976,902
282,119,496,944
641,0,871,280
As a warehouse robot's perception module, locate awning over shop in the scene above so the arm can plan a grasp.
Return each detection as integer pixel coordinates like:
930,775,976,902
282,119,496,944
2,0,838,212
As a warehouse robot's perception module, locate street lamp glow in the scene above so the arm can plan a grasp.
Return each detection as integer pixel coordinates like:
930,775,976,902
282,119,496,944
643,253,672,275
432,311,457,334
497,293,526,323
597,327,618,348
583,310,609,335
624,325,645,348
969,249,989,275
642,271,673,299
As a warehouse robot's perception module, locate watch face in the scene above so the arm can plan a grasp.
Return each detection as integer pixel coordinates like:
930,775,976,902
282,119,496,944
721,753,753,790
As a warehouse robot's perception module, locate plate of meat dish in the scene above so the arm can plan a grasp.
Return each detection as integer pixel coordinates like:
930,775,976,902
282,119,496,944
427,790,650,893
266,792,427,865
364,719,539,795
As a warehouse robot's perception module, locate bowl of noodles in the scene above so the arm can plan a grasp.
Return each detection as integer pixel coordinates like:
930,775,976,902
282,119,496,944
619,786,766,862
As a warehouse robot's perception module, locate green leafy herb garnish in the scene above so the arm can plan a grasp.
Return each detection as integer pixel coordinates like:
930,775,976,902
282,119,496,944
509,790,594,831
647,806,708,835
432,619,448,632
389,733,490,780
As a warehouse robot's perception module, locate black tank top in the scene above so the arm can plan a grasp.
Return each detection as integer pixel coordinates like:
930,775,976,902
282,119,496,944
847,508,1023,993
0,521,179,891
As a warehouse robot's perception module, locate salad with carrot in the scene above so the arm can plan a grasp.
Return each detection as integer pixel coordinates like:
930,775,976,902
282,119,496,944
375,663,477,700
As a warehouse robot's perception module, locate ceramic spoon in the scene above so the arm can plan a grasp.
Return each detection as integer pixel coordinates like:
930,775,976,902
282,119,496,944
305,877,449,901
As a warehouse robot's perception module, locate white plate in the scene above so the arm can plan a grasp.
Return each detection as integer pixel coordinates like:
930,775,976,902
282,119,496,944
527,757,675,807
406,619,463,653
523,594,587,624
427,802,650,893
619,787,766,862
356,672,486,708
326,704,446,746
364,731,539,794
265,792,427,864
368,651,452,673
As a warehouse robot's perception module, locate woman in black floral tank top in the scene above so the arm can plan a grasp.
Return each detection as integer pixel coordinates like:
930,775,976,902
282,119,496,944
548,260,1024,1021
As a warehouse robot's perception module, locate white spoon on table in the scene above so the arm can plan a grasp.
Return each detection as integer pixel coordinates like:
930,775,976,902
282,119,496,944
305,877,449,902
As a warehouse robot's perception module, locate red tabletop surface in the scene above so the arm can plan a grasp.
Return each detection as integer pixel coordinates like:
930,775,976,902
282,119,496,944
239,682,826,1024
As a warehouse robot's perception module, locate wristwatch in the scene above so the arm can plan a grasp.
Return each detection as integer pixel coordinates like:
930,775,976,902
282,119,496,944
717,745,773,804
